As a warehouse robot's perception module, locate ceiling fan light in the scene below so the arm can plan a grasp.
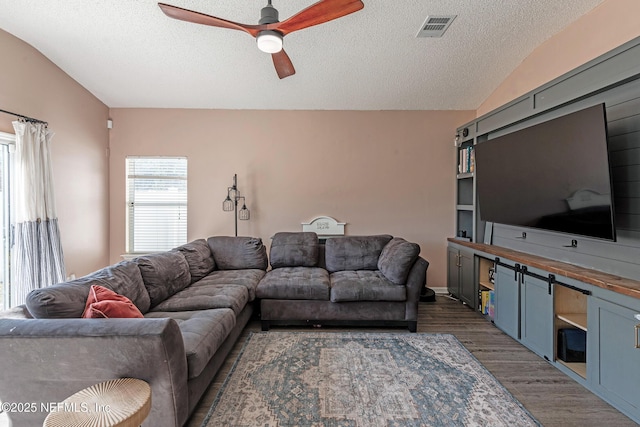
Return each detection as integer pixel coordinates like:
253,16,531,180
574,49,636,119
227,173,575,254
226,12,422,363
257,30,283,53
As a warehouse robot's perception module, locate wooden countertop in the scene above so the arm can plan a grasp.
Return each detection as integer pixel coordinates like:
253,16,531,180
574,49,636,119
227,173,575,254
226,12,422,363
448,238,640,300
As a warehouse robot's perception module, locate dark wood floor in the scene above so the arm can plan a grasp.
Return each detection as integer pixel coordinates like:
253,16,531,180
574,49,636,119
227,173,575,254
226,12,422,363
186,296,638,427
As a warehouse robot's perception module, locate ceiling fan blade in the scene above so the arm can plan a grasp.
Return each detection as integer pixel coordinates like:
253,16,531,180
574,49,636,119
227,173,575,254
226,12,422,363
272,50,296,79
275,0,364,36
158,3,262,37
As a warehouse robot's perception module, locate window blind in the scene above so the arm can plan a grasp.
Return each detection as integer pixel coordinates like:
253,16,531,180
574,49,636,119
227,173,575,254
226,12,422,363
126,157,187,253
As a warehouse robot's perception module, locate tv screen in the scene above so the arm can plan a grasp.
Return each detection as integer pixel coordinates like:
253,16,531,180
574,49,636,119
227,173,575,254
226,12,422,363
475,103,616,241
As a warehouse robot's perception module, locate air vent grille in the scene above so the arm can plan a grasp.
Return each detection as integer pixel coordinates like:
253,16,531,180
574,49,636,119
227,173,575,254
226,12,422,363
424,24,446,31
417,15,457,38
427,17,451,25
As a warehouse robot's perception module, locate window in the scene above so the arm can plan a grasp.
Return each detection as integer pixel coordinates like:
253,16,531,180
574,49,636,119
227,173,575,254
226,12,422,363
126,157,187,253
0,132,13,309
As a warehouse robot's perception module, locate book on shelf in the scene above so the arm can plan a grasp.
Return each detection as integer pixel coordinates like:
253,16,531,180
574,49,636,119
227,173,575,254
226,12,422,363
480,290,490,314
487,290,495,318
458,146,475,174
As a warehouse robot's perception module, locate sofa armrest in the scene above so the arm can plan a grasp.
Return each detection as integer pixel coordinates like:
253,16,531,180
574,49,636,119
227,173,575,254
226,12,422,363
404,257,429,320
0,318,188,427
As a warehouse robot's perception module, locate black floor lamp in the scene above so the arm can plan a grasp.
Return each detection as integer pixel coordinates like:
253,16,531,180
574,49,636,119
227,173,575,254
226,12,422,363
222,174,250,236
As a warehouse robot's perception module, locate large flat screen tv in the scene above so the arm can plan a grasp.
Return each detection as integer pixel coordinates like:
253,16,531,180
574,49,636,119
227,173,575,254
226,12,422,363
475,103,616,241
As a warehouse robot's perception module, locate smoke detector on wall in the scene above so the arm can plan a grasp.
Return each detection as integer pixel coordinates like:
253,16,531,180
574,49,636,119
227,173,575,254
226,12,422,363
416,15,457,38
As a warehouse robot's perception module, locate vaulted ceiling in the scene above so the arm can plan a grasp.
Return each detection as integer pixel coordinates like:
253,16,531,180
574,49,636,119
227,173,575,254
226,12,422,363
0,0,604,110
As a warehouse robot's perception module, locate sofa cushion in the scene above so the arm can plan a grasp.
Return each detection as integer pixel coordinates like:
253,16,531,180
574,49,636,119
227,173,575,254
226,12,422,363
82,285,144,319
145,308,236,379
174,239,216,283
256,267,330,300
207,236,268,270
26,260,150,318
136,251,191,308
270,232,318,268
324,235,393,273
150,284,249,315
194,269,266,301
377,237,420,285
330,270,407,302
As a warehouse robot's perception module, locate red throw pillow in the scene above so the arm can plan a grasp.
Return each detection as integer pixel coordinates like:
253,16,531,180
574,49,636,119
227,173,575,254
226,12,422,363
82,285,144,319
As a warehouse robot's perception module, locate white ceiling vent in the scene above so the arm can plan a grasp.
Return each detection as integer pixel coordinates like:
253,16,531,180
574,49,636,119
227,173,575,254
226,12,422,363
416,15,457,38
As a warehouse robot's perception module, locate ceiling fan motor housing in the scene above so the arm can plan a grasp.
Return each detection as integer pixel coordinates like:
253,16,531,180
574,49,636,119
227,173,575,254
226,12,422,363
259,4,279,25
257,1,283,53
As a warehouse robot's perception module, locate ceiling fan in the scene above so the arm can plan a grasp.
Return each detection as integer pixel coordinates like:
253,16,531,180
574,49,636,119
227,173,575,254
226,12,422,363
158,0,364,79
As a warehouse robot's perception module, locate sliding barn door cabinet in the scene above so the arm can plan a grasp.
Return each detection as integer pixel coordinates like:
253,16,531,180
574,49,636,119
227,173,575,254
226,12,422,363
446,239,640,424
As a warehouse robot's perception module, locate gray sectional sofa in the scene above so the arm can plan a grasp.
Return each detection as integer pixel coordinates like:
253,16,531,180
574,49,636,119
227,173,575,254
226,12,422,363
257,232,429,332
0,236,267,427
0,232,429,427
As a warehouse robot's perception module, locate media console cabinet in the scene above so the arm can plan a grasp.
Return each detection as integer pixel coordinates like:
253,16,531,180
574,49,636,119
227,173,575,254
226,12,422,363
447,238,640,424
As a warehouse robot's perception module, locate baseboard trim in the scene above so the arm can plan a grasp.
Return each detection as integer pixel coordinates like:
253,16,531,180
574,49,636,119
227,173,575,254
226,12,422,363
430,287,448,294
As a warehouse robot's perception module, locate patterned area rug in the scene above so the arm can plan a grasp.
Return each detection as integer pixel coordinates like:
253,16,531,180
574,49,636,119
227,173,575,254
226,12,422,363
201,332,540,427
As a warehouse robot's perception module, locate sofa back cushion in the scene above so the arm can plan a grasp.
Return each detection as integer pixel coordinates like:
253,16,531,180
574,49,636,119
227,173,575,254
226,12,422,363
377,237,421,285
324,235,393,273
270,232,319,268
174,239,216,283
26,260,150,319
207,236,268,270
136,251,191,308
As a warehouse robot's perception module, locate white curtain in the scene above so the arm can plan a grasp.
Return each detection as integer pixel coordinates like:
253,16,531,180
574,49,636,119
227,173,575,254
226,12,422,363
11,120,65,307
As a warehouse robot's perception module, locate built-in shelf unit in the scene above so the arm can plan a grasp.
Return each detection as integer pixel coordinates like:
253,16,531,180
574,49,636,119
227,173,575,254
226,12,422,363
448,34,640,424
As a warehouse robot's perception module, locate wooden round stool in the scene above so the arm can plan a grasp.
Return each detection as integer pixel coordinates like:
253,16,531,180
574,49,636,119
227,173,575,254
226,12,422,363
43,378,151,427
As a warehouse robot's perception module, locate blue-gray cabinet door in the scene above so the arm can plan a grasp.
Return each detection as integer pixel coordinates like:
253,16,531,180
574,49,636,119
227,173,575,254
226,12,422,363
520,269,553,359
494,262,520,340
588,297,640,423
447,245,460,297
459,250,476,309
447,245,475,308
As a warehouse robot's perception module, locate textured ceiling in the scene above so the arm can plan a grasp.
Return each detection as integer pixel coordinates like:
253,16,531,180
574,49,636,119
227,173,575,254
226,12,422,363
0,0,604,110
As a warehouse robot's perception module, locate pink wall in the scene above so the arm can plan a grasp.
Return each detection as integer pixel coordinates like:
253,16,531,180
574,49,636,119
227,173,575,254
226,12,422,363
0,29,110,278
109,109,473,288
478,0,640,117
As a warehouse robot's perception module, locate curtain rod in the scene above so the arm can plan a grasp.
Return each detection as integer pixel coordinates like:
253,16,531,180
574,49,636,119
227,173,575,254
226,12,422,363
0,108,48,126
